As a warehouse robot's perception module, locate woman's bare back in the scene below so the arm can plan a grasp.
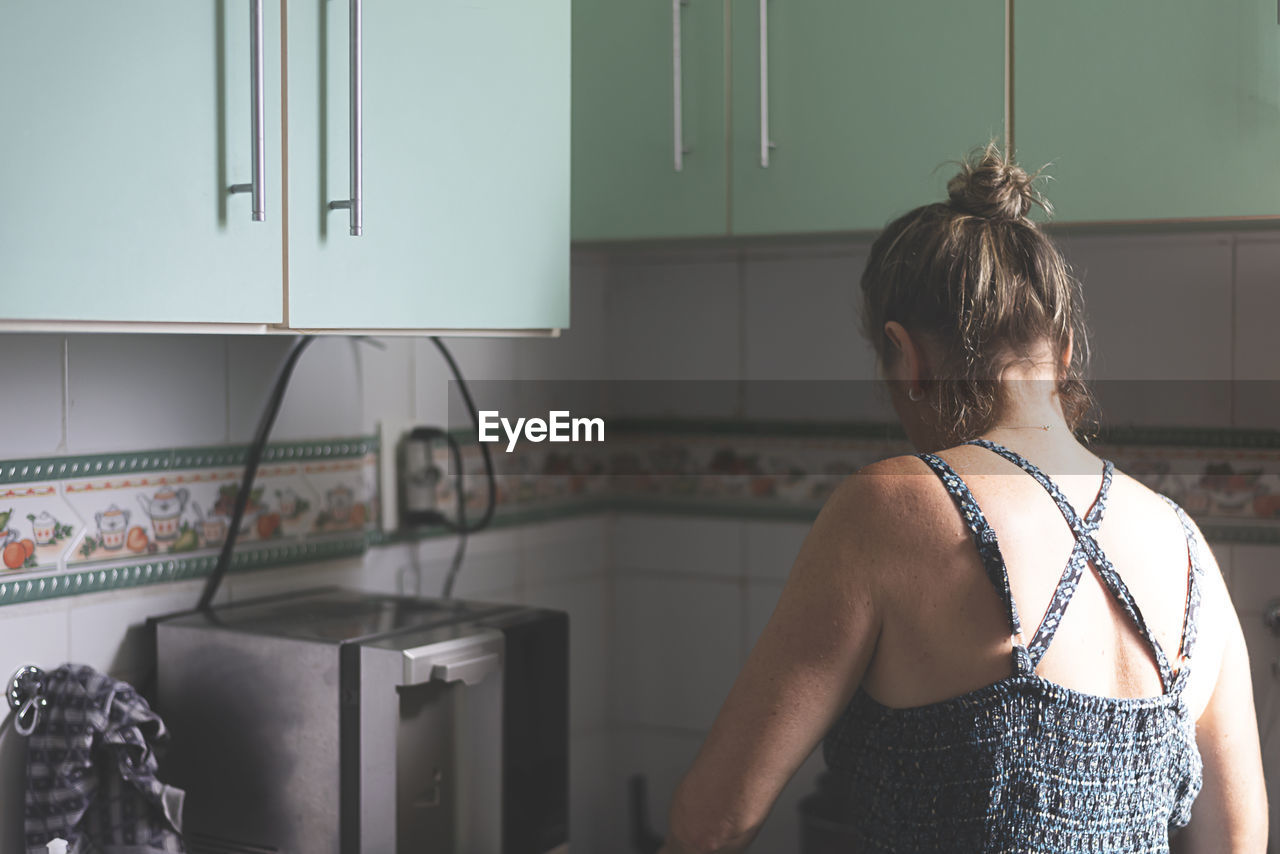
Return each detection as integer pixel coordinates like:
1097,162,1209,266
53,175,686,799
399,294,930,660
858,440,1229,722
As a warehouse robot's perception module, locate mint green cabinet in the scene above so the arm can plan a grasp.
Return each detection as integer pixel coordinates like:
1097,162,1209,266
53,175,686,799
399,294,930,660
571,0,728,240
0,1,283,324
286,0,570,330
729,0,1005,235
1,0,568,332
1016,0,1280,223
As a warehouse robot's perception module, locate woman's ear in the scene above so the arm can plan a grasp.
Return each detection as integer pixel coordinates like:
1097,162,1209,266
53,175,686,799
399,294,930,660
882,321,921,384
883,321,907,358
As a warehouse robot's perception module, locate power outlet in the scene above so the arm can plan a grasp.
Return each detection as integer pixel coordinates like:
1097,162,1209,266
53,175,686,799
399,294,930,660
379,420,455,533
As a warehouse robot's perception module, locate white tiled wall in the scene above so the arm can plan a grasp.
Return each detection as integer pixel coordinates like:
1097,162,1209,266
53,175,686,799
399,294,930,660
607,252,743,418
741,247,889,422
610,515,823,847
615,515,746,579
1232,237,1280,430
613,571,744,730
1056,233,1236,427
228,335,365,443
68,334,229,453
0,335,66,458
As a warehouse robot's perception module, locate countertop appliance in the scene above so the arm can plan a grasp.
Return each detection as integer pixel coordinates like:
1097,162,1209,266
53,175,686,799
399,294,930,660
153,588,568,854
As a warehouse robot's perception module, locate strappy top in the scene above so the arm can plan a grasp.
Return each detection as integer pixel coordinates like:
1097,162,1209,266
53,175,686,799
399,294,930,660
821,438,1204,853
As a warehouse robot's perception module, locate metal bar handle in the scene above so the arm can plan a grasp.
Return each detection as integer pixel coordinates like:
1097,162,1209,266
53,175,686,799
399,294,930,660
328,0,364,236
759,0,775,167
228,0,266,221
672,0,690,172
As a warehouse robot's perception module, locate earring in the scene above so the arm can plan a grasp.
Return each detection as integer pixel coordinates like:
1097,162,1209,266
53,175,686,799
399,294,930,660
908,386,924,403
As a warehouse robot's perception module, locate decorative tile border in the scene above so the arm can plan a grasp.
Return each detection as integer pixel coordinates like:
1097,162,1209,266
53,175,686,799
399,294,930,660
0,437,384,605
439,419,1280,535
1,421,1278,607
599,420,1280,527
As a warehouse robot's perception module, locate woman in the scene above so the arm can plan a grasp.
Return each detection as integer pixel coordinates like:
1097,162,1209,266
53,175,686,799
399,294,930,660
659,144,1268,853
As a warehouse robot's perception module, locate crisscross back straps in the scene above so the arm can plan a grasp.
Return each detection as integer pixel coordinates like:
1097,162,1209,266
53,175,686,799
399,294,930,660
965,439,1177,694
1157,494,1204,690
1021,458,1114,668
917,452,1033,675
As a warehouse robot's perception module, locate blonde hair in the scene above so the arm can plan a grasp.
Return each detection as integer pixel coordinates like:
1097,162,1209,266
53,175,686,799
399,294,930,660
860,142,1098,445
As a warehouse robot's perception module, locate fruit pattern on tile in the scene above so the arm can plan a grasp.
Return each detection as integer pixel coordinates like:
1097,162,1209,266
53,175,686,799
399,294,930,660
520,431,1280,525
0,483,78,574
304,458,377,535
61,452,379,567
446,429,1280,526
1099,444,1280,521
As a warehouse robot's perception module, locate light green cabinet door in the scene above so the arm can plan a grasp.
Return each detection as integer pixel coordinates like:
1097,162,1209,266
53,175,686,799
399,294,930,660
286,0,569,330
0,1,283,324
1016,1,1280,223
572,0,728,240
729,1,1005,236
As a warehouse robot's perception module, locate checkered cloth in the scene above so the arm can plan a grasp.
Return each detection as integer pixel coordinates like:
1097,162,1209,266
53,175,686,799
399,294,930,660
23,664,185,854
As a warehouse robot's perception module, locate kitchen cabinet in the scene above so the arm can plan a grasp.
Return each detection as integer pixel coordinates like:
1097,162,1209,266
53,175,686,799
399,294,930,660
571,0,728,241
287,0,570,330
0,0,284,325
729,0,1005,236
570,0,1003,242
1015,0,1280,223
0,0,568,333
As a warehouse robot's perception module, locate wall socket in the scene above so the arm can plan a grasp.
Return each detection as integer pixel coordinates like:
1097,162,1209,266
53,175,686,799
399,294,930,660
378,420,456,533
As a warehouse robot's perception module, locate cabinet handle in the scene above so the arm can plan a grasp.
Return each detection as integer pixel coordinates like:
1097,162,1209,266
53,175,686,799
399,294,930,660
758,0,776,168
672,0,690,171
228,0,266,221
327,0,363,236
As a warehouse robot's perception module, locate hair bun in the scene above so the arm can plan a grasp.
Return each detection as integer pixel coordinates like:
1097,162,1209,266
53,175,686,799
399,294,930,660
946,142,1044,222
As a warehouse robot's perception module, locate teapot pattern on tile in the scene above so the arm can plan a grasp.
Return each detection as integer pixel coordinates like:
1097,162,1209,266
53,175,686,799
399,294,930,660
95,505,131,551
137,488,189,541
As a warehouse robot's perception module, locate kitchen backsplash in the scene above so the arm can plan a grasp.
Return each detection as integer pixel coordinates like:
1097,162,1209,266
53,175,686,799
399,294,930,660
0,418,1278,604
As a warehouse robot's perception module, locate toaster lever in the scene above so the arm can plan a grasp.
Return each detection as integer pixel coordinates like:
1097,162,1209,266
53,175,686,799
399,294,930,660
430,652,501,686
402,629,505,686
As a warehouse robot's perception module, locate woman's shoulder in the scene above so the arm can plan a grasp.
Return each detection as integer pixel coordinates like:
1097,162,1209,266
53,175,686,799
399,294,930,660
824,454,938,515
814,454,958,556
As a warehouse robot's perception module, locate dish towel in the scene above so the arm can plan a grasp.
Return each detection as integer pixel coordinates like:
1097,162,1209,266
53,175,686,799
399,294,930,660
23,664,185,854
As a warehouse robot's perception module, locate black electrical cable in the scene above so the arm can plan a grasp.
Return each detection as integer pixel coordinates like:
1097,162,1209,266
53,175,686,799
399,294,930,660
429,337,497,533
439,430,468,599
196,336,314,611
428,337,497,598
399,425,470,598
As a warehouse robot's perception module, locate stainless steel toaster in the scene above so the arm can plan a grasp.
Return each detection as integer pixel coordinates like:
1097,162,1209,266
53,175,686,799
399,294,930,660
154,588,569,854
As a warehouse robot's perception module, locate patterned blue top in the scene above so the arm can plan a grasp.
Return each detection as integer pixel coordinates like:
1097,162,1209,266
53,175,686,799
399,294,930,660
822,438,1204,853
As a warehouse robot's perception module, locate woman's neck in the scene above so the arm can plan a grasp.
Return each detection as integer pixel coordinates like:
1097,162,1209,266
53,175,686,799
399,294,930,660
968,381,1106,476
